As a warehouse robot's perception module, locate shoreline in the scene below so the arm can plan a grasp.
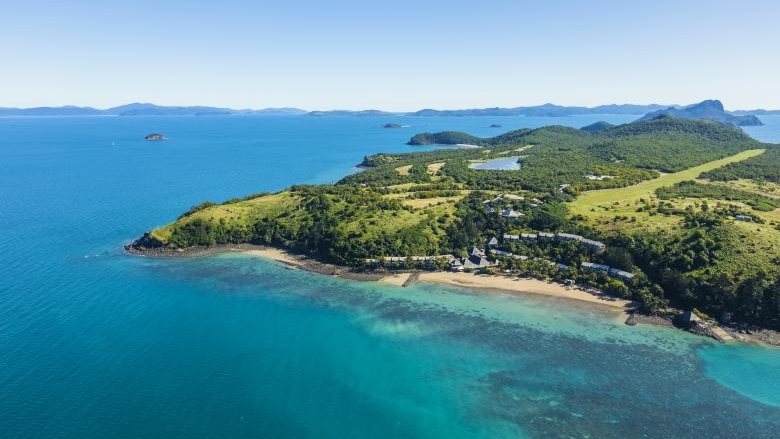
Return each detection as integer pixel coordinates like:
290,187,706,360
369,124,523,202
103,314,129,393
125,243,780,347
416,271,636,311
242,248,630,310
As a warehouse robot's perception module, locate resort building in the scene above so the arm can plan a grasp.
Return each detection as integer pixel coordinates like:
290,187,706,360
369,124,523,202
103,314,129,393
581,261,610,272
608,268,635,281
487,237,499,247
735,214,752,221
463,255,498,270
490,249,513,257
521,233,537,241
503,234,520,242
555,233,606,253
501,209,524,218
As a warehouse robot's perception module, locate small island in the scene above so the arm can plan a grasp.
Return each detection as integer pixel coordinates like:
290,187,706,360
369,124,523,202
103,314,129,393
144,133,166,141
489,124,502,128
128,113,780,345
383,123,402,129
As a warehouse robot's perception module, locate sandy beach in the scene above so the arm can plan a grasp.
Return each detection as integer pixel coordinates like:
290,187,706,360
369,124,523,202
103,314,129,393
378,272,413,286
417,272,636,310
243,248,635,311
245,248,304,267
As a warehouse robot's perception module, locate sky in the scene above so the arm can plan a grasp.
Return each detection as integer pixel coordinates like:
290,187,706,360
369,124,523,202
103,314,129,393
1,0,779,111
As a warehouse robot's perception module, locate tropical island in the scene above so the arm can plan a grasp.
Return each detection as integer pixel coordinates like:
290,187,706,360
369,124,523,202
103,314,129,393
144,133,166,141
128,112,780,342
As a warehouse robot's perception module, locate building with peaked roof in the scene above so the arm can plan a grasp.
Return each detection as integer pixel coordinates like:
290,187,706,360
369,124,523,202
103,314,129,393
487,237,499,247
682,310,701,325
501,209,524,218
463,255,498,270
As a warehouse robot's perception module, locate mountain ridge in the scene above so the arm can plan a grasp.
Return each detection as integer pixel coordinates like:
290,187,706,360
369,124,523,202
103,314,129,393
0,100,775,119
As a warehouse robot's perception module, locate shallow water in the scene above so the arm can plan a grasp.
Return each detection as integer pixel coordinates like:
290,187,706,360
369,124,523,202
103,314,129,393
1,114,779,438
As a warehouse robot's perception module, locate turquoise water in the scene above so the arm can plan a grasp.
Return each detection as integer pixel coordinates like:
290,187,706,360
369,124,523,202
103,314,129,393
469,156,521,170
1,114,779,438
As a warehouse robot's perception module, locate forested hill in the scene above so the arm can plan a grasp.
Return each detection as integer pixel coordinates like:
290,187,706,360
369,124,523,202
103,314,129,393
407,128,534,146
639,99,763,127
131,117,780,330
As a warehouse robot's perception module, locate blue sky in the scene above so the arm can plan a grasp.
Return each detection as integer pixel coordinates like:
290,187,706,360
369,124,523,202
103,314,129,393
1,0,778,110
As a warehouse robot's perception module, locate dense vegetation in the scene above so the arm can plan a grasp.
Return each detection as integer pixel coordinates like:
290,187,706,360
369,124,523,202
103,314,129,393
657,180,780,211
137,117,780,329
700,147,780,183
627,213,780,328
580,121,615,133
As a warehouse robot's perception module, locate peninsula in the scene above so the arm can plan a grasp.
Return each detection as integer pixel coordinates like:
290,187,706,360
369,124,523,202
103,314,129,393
128,114,780,340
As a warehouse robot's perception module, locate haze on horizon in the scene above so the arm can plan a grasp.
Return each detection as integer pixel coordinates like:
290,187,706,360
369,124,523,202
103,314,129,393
1,0,778,111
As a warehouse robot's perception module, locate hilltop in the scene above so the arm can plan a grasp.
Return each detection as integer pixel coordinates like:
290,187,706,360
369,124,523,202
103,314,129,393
129,116,780,331
639,100,763,127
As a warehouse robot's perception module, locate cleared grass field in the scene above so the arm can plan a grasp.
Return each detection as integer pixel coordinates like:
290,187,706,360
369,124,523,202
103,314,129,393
394,165,412,175
569,149,765,230
152,192,299,241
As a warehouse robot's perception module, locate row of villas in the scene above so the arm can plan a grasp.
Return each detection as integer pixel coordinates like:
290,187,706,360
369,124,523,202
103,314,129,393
581,262,635,282
501,231,606,253
363,249,633,283
364,255,456,267
488,246,634,283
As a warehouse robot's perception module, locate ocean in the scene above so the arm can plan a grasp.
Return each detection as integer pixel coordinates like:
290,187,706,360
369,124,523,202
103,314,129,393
1,114,779,438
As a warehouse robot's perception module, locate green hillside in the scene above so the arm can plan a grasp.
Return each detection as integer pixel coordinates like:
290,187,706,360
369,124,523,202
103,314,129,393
132,117,780,329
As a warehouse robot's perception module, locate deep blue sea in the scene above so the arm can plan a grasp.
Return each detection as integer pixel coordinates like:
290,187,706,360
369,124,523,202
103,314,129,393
1,114,779,438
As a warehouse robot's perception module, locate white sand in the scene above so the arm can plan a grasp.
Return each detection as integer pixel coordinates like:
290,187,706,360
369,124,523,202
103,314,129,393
244,248,303,267
418,272,635,310
378,273,413,286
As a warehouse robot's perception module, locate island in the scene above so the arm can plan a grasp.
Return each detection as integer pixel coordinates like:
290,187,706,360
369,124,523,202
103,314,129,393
383,123,402,128
128,115,780,344
144,133,166,141
640,99,763,127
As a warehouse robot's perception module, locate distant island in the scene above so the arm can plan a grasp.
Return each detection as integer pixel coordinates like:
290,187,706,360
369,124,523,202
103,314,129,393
1,99,776,120
408,101,765,147
640,100,763,127
144,133,165,141
383,123,403,128
128,113,780,342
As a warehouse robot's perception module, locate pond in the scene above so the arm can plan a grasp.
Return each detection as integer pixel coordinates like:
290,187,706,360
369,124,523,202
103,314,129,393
469,156,521,170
